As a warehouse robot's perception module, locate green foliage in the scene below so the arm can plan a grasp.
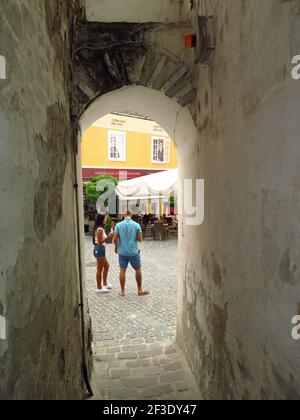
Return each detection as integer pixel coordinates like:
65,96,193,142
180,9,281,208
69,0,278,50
105,214,112,232
86,174,118,206
170,196,176,208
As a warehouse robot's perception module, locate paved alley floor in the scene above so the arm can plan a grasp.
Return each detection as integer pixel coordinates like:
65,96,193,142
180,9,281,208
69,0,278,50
85,236,200,400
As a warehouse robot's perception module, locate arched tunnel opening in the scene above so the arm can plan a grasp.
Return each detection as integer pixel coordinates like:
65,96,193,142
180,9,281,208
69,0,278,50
77,86,201,399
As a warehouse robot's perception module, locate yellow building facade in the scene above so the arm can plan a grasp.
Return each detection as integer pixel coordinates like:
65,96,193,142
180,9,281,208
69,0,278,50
82,113,178,181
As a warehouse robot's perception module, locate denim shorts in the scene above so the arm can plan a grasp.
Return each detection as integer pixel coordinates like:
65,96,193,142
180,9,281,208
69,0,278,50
119,252,141,270
93,245,106,259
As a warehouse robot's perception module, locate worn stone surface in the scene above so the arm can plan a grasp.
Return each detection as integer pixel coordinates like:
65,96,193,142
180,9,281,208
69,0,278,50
177,0,300,401
87,237,200,400
92,342,200,400
80,0,300,400
85,237,178,346
72,15,196,121
0,0,85,400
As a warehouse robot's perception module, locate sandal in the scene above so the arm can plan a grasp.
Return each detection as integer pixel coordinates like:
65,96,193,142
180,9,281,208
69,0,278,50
138,289,150,296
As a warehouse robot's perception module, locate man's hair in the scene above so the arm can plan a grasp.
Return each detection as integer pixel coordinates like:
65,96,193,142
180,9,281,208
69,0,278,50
126,209,132,217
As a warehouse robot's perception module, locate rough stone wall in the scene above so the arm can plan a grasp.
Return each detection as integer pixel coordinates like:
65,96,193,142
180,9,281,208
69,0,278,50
0,1,84,399
85,0,182,23
72,18,195,120
177,0,300,400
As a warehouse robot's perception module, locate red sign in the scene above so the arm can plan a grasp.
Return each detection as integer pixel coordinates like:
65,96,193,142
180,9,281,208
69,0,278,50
82,168,164,182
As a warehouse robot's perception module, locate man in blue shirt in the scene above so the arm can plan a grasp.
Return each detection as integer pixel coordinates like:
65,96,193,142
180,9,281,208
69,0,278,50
113,210,150,297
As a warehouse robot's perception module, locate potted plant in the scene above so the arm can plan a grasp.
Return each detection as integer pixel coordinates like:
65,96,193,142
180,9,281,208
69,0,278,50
105,214,113,243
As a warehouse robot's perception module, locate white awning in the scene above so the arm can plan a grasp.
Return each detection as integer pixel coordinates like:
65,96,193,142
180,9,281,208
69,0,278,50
116,169,178,201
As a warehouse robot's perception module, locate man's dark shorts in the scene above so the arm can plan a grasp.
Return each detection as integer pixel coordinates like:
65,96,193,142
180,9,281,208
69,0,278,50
119,251,141,270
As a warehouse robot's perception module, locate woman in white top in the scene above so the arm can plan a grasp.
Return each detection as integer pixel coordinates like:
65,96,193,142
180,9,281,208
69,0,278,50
93,214,113,294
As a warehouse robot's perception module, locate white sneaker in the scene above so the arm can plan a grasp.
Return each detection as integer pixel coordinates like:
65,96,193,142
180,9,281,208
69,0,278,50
97,288,110,294
103,284,112,290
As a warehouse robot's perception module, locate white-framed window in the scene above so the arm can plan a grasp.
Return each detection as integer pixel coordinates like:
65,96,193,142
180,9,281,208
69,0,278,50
108,131,126,161
151,137,170,164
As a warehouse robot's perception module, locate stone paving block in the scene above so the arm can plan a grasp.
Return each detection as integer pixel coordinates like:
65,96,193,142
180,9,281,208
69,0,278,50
97,379,122,390
176,382,190,392
117,352,138,360
163,361,183,371
152,355,179,366
145,338,156,344
116,332,125,337
108,360,126,369
138,348,163,358
119,339,133,345
111,368,132,379
122,344,148,352
95,348,106,355
131,366,160,377
160,370,186,384
95,342,107,348
121,376,158,388
106,340,119,347
165,345,177,355
126,333,137,339
131,339,145,344
126,359,152,368
148,343,165,350
105,347,122,354
106,388,140,400
155,337,167,342
140,384,174,399
95,354,116,362
94,368,112,379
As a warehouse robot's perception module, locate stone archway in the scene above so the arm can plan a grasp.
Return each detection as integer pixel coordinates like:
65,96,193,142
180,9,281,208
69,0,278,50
78,85,201,400
80,85,196,144
71,15,198,125
70,8,203,393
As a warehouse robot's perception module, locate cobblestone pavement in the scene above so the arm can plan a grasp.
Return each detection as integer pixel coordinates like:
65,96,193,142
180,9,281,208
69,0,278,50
85,236,200,400
85,236,179,345
91,342,200,400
